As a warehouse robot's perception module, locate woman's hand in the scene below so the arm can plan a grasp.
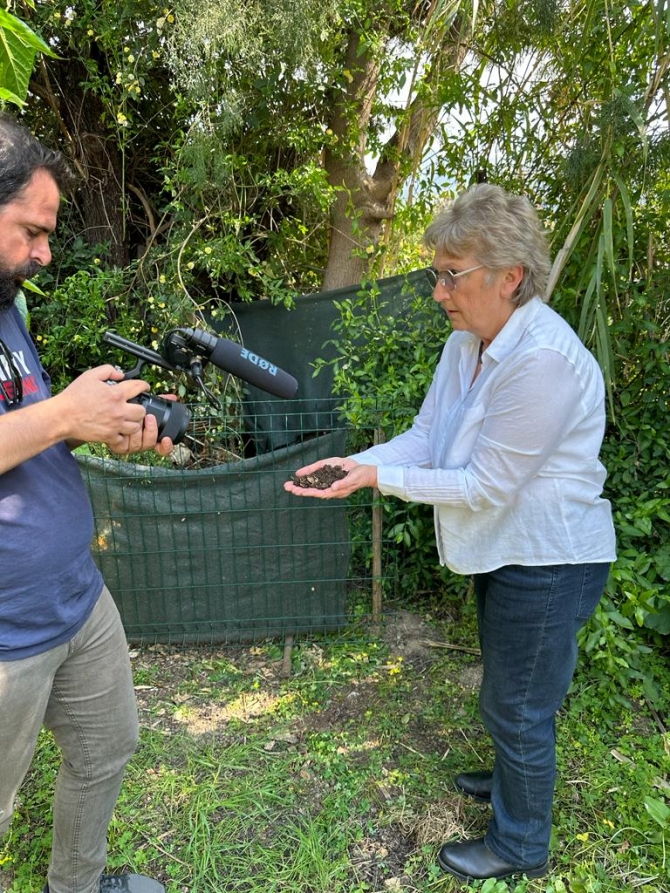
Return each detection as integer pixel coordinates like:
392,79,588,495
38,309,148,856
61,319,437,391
284,457,377,499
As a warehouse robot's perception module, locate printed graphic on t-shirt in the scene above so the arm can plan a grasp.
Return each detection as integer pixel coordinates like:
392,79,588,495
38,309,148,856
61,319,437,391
0,344,41,404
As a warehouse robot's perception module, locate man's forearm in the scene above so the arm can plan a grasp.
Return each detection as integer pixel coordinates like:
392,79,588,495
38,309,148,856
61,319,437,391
0,398,70,474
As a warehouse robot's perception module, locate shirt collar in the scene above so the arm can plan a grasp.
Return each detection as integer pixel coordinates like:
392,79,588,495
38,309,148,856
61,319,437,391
482,296,544,364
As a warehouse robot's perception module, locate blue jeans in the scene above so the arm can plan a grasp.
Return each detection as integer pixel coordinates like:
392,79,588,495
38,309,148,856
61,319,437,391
0,588,139,893
474,562,610,867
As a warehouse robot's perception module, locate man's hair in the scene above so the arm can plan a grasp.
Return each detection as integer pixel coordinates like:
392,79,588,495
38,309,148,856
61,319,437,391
0,114,75,207
423,183,552,306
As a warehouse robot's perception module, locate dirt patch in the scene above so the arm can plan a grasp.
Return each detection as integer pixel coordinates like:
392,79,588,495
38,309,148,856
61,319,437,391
382,609,446,666
349,823,417,890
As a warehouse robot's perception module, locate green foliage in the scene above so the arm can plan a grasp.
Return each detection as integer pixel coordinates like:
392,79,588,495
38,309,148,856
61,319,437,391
2,630,668,893
154,142,331,308
27,265,174,391
21,0,342,305
322,278,443,436
578,281,670,708
0,6,55,107
553,682,669,892
316,273,464,600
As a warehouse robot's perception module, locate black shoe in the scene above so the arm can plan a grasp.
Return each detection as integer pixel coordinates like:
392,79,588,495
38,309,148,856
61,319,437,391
437,837,548,881
454,769,493,802
44,875,165,893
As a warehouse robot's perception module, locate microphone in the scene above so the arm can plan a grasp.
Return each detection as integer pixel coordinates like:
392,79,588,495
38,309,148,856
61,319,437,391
165,327,299,399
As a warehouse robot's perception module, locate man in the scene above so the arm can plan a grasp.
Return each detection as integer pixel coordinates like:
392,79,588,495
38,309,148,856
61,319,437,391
0,115,171,893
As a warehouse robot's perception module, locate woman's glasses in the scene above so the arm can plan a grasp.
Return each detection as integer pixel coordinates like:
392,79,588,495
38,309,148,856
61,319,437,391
0,337,23,407
425,264,484,290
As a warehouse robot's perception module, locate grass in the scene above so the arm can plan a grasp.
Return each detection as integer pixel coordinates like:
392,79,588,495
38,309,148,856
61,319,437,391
1,597,668,893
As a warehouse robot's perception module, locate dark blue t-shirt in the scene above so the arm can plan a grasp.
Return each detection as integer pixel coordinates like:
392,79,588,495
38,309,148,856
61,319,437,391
0,305,103,660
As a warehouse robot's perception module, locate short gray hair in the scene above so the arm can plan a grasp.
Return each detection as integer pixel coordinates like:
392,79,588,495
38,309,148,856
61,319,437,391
423,184,551,306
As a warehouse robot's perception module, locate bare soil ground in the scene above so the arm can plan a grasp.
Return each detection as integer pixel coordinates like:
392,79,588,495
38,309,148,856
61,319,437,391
127,611,487,891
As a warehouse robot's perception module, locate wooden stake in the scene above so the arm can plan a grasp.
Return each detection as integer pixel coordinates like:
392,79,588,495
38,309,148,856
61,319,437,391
371,427,385,623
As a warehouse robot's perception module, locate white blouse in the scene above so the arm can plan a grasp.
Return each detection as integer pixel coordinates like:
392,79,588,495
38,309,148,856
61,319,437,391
351,297,617,574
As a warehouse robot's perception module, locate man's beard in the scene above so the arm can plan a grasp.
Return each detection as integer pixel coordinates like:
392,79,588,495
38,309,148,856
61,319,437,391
0,261,41,313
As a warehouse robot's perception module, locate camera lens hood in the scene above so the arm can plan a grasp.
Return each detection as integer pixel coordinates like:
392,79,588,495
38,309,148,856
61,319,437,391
131,393,192,444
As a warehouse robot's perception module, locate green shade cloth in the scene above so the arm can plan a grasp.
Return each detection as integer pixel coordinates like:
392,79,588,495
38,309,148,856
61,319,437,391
78,431,350,644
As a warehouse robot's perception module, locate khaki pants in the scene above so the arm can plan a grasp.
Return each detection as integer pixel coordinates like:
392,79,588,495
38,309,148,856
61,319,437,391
0,588,139,893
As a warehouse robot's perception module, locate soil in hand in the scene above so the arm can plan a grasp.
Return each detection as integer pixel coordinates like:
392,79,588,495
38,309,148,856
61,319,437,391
291,464,349,490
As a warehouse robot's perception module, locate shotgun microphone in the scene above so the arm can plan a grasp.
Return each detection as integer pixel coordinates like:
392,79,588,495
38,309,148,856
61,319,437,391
163,327,299,399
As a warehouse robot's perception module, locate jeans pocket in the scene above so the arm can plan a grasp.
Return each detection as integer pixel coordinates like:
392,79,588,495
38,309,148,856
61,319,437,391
575,563,610,622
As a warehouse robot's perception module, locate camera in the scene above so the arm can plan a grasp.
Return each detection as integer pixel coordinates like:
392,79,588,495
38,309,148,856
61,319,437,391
103,327,298,445
128,391,191,444
103,377,191,444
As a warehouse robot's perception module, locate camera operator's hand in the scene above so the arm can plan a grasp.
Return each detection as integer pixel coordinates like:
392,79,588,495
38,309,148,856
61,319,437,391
54,365,149,444
0,366,157,475
0,365,179,474
105,395,176,457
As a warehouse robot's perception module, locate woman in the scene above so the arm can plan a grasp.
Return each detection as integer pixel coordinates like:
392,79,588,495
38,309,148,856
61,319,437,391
284,184,616,882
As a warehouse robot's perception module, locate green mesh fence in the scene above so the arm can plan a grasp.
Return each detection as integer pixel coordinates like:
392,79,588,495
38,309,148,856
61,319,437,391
77,428,355,644
76,397,426,646
77,270,436,645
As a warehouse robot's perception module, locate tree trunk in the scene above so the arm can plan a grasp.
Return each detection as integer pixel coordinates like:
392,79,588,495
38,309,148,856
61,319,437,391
321,28,388,292
321,21,466,293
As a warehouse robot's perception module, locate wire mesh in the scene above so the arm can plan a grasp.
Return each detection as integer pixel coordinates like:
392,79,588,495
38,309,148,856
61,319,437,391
77,398,413,645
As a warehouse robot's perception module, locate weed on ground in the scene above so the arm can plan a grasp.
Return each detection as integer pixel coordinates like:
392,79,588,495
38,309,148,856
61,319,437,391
1,602,668,893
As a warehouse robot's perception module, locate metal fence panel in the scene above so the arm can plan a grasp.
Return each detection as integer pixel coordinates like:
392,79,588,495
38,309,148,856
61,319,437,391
78,430,352,644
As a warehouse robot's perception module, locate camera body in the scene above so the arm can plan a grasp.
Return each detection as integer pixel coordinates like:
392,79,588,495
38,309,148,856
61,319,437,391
103,330,197,445
129,391,191,444
105,375,192,444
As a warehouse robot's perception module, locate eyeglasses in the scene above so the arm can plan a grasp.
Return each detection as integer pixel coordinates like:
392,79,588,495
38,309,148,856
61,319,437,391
0,337,23,407
425,264,485,290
